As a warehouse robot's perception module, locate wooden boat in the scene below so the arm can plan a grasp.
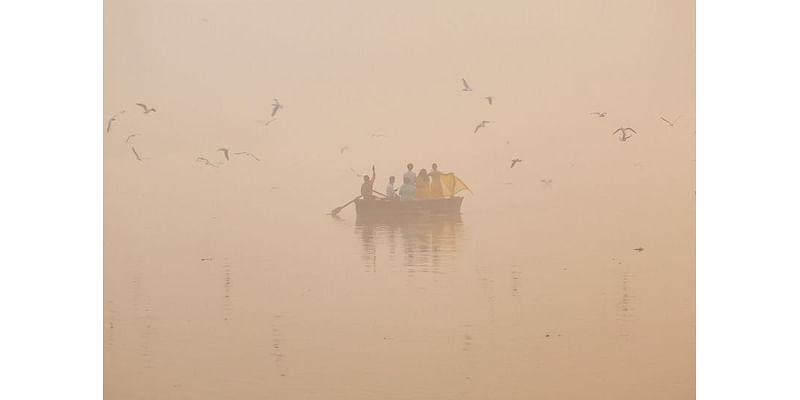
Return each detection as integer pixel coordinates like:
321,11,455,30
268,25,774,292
354,197,464,217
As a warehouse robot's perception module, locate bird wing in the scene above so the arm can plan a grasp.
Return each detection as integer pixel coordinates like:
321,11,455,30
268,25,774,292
474,124,481,133
271,104,279,116
625,128,637,134
106,119,113,133
660,116,671,124
234,152,259,161
612,128,623,135
135,103,148,112
131,147,141,160
462,78,469,89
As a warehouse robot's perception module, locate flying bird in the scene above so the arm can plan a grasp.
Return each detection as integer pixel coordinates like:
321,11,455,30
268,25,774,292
271,99,283,117
541,179,553,188
131,146,143,161
264,118,276,126
612,127,637,136
125,133,141,143
234,151,260,161
135,103,156,114
510,159,522,168
590,111,607,117
474,120,491,133
461,78,473,91
633,247,645,252
217,148,230,160
196,157,218,167
106,110,125,134
485,96,493,105
370,133,388,138
340,146,350,154
660,116,680,127
619,131,635,142
200,257,213,261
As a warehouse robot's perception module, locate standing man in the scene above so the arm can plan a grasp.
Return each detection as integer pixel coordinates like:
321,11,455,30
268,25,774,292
403,163,416,186
361,165,376,200
429,163,444,198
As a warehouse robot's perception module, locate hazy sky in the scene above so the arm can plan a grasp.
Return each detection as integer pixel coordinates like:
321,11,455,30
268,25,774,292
105,0,694,196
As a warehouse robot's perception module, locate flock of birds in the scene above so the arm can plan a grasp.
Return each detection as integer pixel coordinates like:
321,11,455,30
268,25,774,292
105,100,282,167
107,80,680,189
458,78,680,174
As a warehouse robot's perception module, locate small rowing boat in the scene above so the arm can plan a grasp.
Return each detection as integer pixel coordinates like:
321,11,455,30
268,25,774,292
355,197,464,217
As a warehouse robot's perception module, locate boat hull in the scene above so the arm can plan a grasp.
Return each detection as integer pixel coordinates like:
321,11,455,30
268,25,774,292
354,197,463,217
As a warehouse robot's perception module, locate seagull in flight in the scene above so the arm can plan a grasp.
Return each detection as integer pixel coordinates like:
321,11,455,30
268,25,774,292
217,148,230,160
485,96,493,105
135,103,156,114
474,120,491,133
271,99,283,117
131,146,143,161
125,133,141,143
612,127,637,136
340,146,350,154
510,159,522,168
633,247,645,252
660,116,680,127
541,179,553,187
106,110,125,134
461,78,473,92
590,111,607,118
196,157,219,167
234,151,260,161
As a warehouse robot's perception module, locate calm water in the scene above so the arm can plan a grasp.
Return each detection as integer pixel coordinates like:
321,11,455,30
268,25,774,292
104,156,694,399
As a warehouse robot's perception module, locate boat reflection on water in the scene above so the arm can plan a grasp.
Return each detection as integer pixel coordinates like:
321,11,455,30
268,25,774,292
355,214,465,272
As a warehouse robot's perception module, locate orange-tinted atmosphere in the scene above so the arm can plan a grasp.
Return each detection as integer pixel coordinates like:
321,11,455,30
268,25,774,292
105,0,695,398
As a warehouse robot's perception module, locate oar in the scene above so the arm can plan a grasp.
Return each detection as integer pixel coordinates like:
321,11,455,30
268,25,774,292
331,196,361,217
372,190,387,198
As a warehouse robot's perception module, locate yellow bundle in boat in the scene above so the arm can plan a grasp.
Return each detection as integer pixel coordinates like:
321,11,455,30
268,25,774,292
437,173,472,198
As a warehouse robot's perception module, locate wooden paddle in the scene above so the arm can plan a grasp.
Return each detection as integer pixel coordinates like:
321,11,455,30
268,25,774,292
331,196,361,216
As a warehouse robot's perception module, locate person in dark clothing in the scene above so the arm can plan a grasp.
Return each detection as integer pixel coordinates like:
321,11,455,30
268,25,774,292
360,165,376,200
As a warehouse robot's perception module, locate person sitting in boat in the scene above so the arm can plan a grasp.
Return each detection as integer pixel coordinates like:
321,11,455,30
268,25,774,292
385,176,398,198
429,163,444,199
360,165,376,200
399,175,416,200
416,169,431,199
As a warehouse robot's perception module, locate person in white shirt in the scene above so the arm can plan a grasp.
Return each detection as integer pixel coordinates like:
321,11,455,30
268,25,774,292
399,176,416,200
403,163,416,185
385,176,398,198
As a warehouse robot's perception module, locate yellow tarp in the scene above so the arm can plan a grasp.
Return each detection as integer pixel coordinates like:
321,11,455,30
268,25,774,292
437,173,472,197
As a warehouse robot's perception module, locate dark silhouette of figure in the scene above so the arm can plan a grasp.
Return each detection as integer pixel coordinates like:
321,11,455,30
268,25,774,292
361,165,376,200
429,163,444,198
